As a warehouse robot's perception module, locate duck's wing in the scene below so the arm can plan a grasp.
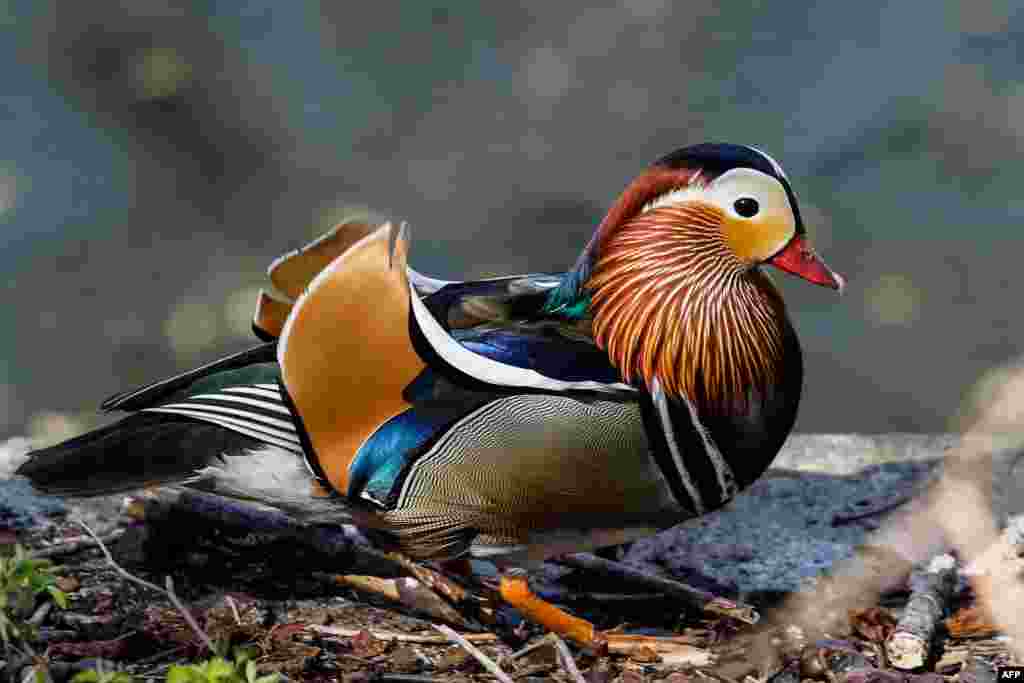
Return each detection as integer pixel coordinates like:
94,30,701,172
409,274,634,396
273,221,636,501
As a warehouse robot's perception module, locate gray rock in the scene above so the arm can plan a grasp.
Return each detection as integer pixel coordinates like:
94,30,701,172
0,477,64,528
623,433,1022,594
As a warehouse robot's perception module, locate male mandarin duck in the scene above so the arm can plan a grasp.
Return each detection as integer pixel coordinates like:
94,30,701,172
17,143,843,647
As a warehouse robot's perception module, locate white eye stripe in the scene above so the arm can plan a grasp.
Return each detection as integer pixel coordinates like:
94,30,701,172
640,166,797,250
640,165,797,240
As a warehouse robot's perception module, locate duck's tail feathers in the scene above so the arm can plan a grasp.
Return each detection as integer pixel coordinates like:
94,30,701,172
14,415,387,530
14,413,267,497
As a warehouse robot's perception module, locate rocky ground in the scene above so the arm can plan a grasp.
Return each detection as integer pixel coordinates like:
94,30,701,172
0,434,1020,682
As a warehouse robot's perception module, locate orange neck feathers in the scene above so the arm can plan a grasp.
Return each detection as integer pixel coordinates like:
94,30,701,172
586,203,788,414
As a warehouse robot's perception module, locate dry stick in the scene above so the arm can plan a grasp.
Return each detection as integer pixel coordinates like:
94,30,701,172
75,517,216,654
310,624,498,644
432,624,514,683
886,553,958,670
34,529,126,559
504,635,555,663
27,603,51,627
551,634,586,683
536,588,666,603
224,595,242,625
326,574,476,629
382,552,471,606
555,552,759,624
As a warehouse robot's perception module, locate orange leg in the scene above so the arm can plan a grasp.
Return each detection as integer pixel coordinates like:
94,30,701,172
498,570,601,648
497,569,715,661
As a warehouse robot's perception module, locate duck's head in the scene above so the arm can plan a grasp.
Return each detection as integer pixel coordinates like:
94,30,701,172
549,143,844,412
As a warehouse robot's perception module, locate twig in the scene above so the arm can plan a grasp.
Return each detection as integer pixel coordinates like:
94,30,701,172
432,624,514,683
604,634,714,664
886,553,958,670
74,517,216,654
33,529,126,559
165,575,216,654
832,493,915,526
551,634,586,683
555,553,759,624
505,635,554,662
131,645,185,666
27,603,51,627
535,588,665,603
75,518,165,595
383,552,470,606
329,575,476,629
310,625,498,644
224,595,242,625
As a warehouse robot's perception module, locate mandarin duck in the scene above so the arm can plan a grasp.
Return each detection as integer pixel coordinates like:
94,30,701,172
17,143,843,647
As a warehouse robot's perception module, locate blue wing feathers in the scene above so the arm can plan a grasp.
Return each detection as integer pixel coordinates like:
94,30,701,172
457,331,622,385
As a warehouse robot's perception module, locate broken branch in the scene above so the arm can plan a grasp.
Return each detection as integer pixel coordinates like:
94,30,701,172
886,553,958,670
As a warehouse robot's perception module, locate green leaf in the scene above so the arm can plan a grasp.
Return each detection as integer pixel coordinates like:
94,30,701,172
232,644,257,662
166,665,198,683
211,638,232,659
71,670,100,683
47,586,68,609
207,658,237,681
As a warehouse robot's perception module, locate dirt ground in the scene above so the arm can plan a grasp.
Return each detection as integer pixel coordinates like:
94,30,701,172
2,434,1021,682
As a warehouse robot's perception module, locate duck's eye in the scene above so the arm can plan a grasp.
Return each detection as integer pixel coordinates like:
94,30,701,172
734,197,759,218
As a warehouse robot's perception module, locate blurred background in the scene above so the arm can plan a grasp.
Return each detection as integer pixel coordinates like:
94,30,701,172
0,0,1021,441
